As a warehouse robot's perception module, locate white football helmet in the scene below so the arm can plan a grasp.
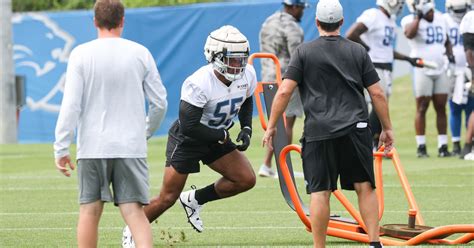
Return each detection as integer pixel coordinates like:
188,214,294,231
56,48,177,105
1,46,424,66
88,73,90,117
377,0,405,17
446,0,470,22
406,0,435,15
204,25,250,81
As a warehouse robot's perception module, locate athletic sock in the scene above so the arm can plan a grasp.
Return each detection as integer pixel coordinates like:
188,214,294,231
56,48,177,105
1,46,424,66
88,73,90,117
194,183,221,205
438,134,448,148
452,136,461,142
415,135,426,146
369,241,383,248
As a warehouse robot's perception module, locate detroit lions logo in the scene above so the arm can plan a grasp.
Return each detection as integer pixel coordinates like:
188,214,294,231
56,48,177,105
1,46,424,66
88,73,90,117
13,13,75,112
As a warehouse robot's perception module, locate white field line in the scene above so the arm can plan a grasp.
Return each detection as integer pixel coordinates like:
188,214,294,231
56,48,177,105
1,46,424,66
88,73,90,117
1,184,473,191
0,226,306,231
1,210,472,216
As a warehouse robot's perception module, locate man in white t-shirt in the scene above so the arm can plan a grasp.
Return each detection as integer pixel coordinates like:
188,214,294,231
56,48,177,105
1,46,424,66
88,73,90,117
443,0,473,156
402,0,455,158
459,9,474,159
122,25,257,247
347,0,423,149
54,1,168,248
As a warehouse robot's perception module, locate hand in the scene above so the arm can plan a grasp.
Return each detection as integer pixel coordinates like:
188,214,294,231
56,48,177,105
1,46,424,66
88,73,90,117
262,127,277,150
408,57,423,67
55,155,75,177
447,54,456,64
378,129,395,155
236,127,252,151
416,10,423,19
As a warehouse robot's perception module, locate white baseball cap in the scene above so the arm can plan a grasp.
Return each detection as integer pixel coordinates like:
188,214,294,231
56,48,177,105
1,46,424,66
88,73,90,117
316,0,343,23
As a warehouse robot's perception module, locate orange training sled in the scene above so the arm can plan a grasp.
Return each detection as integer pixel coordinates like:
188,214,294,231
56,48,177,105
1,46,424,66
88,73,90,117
248,53,474,246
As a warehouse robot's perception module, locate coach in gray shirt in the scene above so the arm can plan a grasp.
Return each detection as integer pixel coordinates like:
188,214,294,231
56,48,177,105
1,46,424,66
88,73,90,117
53,0,167,247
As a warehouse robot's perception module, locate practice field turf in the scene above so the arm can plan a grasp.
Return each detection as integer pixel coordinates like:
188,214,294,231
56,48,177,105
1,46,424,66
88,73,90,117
1,75,473,247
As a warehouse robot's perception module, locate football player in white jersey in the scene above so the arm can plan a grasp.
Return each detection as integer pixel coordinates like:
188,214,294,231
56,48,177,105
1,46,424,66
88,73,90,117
122,25,257,247
401,0,455,157
459,9,474,159
346,0,423,149
443,0,473,156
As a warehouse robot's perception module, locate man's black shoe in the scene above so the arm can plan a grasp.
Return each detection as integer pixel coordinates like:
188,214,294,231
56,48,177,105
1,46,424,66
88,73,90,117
438,145,452,157
417,145,429,158
452,141,461,156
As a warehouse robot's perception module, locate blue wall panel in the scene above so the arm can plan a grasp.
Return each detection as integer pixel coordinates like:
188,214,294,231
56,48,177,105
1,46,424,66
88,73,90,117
12,0,445,142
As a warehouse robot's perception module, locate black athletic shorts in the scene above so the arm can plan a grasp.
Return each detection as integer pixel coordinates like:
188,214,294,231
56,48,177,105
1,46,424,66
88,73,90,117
301,123,375,193
165,121,237,174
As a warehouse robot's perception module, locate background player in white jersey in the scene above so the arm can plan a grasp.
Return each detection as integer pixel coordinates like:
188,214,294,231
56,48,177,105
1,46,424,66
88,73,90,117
459,9,474,159
347,0,423,149
443,0,473,156
122,25,257,247
402,0,455,157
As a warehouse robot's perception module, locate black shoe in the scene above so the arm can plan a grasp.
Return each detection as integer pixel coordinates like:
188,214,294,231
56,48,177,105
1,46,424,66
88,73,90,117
438,145,452,157
452,142,461,156
459,143,473,159
417,145,429,158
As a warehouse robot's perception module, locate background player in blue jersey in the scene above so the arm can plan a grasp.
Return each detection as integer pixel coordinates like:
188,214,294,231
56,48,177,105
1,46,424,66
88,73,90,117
443,0,473,156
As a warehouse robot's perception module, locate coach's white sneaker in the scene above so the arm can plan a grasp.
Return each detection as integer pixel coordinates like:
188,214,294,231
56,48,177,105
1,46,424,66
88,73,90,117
179,187,204,232
464,152,474,160
122,225,135,248
258,164,276,178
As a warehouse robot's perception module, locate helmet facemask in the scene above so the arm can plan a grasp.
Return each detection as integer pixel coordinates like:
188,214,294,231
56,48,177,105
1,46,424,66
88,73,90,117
212,51,249,81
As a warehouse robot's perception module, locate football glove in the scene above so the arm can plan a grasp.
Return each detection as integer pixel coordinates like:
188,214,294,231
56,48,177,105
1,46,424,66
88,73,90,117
416,10,424,19
408,57,423,67
236,127,252,151
447,54,456,64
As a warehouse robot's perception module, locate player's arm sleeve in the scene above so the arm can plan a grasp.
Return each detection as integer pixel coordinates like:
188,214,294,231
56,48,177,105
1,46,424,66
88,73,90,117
53,49,84,159
179,100,226,143
360,48,380,88
238,96,253,129
463,33,474,74
239,65,257,129
143,51,168,139
463,33,474,51
286,23,304,56
283,47,304,84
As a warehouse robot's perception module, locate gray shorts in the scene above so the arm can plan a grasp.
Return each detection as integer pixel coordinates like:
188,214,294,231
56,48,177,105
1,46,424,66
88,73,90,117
77,158,149,206
285,89,304,118
364,68,392,105
413,68,450,97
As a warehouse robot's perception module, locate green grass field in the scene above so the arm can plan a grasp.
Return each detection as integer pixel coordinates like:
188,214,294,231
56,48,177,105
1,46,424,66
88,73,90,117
1,75,473,247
